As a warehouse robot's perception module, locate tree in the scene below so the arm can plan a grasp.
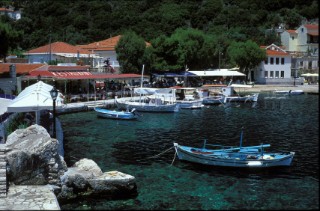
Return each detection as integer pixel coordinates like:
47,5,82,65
227,40,266,81
0,21,21,61
115,31,147,74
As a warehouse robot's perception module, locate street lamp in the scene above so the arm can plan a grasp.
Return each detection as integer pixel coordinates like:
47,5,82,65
49,85,58,138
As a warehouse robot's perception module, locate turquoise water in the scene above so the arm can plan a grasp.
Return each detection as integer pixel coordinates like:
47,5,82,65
59,93,319,210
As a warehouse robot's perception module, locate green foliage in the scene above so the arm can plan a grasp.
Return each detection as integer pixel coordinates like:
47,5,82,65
5,113,28,137
227,40,266,78
115,31,146,74
0,20,22,60
2,0,318,71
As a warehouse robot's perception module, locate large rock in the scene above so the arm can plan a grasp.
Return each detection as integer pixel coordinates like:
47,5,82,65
4,124,137,202
5,124,67,185
58,159,137,202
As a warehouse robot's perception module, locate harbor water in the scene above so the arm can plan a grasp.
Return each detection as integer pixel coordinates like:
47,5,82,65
59,93,319,210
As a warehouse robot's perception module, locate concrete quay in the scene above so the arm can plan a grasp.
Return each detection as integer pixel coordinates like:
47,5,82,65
0,185,60,210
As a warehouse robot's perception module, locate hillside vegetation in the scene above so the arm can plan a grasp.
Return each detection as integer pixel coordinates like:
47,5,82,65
0,0,318,73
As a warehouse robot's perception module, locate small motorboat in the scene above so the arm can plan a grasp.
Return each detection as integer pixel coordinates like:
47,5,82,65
94,107,139,120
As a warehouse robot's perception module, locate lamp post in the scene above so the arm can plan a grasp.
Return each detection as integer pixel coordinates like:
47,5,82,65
50,86,58,138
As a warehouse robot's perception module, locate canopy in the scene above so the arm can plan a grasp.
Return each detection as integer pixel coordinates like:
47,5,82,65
7,81,64,113
189,69,245,77
301,73,319,77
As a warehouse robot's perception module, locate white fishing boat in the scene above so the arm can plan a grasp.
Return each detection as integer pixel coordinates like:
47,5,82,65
172,87,204,109
222,84,259,103
115,87,179,113
201,85,226,105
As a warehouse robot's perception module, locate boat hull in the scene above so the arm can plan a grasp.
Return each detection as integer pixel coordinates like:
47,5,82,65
174,143,294,168
94,108,137,120
202,96,225,105
116,100,179,113
224,93,259,103
177,99,204,109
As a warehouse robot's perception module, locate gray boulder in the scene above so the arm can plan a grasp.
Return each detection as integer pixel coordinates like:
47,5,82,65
5,124,67,185
58,158,137,201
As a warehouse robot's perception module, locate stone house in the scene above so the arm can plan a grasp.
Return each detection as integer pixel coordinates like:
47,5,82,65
280,23,319,72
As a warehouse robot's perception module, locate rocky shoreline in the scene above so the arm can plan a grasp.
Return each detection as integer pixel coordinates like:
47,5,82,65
3,124,137,204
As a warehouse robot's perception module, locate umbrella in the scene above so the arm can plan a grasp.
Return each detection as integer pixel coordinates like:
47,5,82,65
7,81,64,124
189,70,245,77
301,73,319,77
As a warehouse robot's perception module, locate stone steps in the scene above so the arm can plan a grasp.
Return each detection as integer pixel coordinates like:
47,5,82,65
0,146,7,198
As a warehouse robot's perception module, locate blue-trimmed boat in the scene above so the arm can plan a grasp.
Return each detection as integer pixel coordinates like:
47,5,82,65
173,128,295,168
94,107,139,120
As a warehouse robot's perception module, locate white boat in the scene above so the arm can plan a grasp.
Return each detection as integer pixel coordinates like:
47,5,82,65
274,90,304,95
172,87,204,109
173,128,295,168
201,85,226,105
94,107,139,120
222,84,259,103
115,87,179,113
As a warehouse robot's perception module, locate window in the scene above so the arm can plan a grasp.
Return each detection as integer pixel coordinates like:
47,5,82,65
275,71,279,78
301,28,304,32
308,61,312,69
264,71,268,78
264,58,268,64
281,58,284,65
281,71,284,78
270,57,274,64
300,61,303,67
291,36,295,40
276,58,279,65
270,71,274,78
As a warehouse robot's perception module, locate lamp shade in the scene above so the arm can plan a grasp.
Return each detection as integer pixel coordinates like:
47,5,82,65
50,86,58,100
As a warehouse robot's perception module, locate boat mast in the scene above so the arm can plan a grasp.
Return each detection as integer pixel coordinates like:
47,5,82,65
140,64,144,88
139,64,145,103
239,127,244,150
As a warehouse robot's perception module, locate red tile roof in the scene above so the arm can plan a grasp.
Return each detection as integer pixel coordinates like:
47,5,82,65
260,45,289,56
0,63,45,74
26,42,93,54
0,8,13,12
33,65,90,72
304,24,318,30
78,35,151,51
265,50,288,56
286,30,297,34
307,31,319,36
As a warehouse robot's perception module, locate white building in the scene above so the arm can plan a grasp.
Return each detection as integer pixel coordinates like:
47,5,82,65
24,42,100,66
253,44,300,84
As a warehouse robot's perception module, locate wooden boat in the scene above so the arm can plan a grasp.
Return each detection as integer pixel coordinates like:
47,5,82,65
94,107,139,120
173,128,295,168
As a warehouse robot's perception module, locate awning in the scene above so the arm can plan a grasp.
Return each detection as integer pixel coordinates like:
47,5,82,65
7,81,64,113
189,69,245,77
301,73,319,77
27,71,144,80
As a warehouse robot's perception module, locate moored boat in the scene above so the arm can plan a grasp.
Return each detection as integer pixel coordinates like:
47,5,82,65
115,88,179,113
94,107,139,120
173,128,295,168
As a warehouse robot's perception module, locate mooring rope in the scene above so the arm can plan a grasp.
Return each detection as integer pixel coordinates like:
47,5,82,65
146,146,174,159
170,150,177,166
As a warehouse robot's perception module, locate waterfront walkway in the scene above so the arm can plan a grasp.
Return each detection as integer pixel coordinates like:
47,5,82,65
0,185,60,210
